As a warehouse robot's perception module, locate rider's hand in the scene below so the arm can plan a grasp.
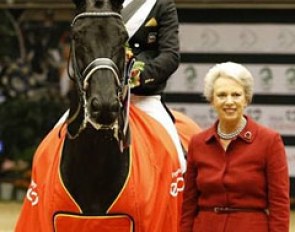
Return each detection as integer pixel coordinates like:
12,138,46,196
129,60,145,89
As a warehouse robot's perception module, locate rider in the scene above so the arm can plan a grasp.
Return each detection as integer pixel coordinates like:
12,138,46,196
56,0,185,172
123,0,186,173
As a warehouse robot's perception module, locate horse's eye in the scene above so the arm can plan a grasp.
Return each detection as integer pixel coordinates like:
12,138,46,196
72,32,79,41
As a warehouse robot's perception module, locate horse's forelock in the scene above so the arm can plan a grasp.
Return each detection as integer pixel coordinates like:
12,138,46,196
73,0,123,13
92,0,124,10
73,17,125,46
72,17,126,74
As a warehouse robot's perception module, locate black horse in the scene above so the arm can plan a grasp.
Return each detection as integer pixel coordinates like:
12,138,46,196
61,0,130,215
15,0,201,231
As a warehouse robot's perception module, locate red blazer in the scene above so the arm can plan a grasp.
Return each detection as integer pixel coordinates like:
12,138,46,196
181,116,290,232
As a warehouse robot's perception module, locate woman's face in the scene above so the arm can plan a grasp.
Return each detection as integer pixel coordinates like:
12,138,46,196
212,76,247,124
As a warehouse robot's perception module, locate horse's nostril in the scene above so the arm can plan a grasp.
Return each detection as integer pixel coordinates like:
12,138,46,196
110,101,119,112
91,98,100,111
88,98,119,124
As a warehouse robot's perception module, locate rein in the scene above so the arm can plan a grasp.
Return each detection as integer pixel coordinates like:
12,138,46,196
66,12,131,145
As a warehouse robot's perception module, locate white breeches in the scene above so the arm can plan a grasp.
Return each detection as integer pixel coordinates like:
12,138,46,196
54,95,186,173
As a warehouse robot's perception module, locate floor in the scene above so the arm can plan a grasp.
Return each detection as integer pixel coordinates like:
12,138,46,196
0,201,22,232
0,201,294,232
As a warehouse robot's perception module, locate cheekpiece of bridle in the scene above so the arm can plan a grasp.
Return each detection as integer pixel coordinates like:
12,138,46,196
66,11,132,146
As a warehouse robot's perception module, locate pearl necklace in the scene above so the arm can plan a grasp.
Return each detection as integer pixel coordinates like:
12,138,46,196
217,117,247,140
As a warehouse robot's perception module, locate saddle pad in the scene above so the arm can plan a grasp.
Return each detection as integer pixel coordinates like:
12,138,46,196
54,213,133,232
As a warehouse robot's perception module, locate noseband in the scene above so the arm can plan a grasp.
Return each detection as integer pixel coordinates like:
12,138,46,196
67,12,131,142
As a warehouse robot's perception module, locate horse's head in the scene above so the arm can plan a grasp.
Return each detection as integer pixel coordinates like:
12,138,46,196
67,0,129,139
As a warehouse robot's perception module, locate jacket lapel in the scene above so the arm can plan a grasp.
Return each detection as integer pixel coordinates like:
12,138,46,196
122,0,146,23
122,0,157,38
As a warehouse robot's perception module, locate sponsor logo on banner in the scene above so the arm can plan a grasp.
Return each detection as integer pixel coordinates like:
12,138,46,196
168,63,295,94
285,67,295,91
258,67,273,91
240,29,257,48
180,24,295,53
246,108,262,122
200,28,219,48
277,29,295,49
184,65,198,91
268,109,295,134
286,109,295,122
191,108,217,129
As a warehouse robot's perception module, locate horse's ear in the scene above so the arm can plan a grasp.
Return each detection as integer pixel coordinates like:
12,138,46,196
72,0,80,6
110,0,124,11
72,0,86,9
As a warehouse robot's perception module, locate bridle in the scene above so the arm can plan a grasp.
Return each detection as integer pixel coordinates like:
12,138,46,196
66,12,132,145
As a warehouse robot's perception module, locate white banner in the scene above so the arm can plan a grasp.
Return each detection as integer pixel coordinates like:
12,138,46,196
166,63,295,94
179,24,295,54
286,147,295,177
168,103,295,136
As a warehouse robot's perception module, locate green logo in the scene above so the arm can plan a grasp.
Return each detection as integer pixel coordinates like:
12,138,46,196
259,67,273,91
286,109,295,122
285,67,295,91
247,108,262,121
184,65,197,91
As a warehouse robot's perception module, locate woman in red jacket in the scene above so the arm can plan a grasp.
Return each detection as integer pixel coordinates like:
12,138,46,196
181,62,290,232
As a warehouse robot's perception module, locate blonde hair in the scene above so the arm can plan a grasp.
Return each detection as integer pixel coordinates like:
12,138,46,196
203,62,254,104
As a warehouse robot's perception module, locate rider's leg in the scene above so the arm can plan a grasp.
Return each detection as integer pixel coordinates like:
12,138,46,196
130,94,186,173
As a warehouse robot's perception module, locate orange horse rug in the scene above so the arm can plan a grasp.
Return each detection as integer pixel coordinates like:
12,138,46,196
15,105,201,232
